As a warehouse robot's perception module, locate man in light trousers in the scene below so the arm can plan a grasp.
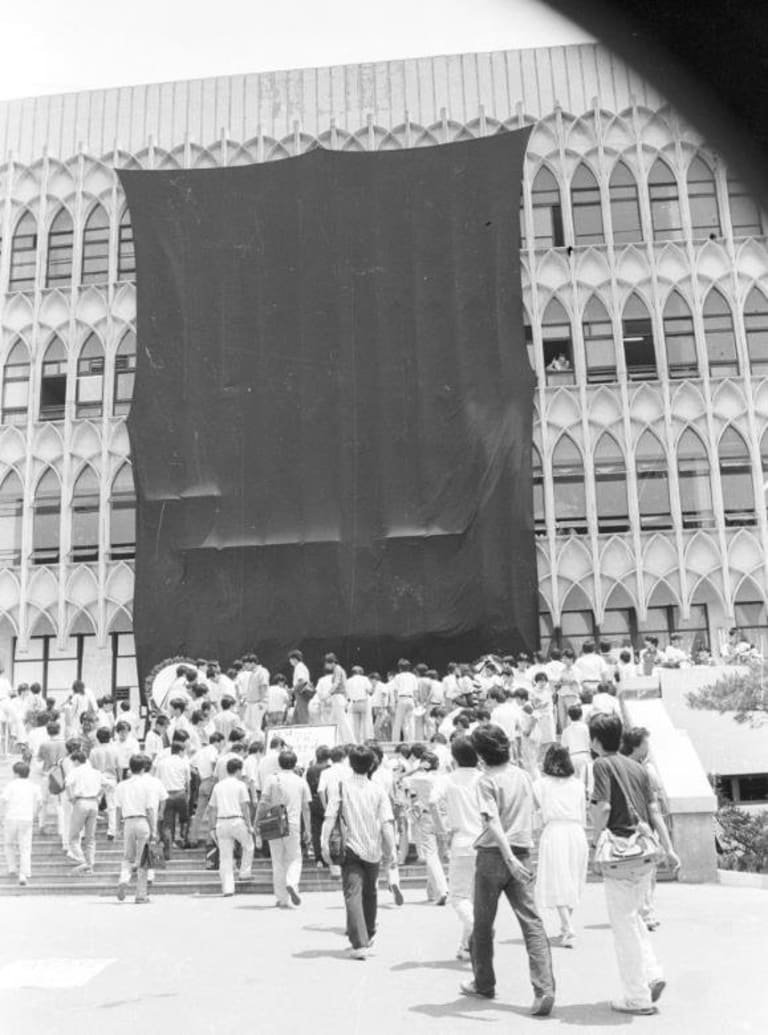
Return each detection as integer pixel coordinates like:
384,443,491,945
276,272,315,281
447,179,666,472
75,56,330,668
589,713,680,1016
115,753,157,903
256,749,311,907
208,756,255,896
64,750,103,874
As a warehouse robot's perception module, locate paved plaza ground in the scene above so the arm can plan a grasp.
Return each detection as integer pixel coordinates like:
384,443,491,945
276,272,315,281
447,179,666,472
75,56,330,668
1,881,766,1035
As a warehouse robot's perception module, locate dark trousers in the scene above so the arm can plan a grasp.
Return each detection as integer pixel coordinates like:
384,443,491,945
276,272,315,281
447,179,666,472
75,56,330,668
310,799,325,864
470,847,555,999
342,851,380,949
161,792,189,858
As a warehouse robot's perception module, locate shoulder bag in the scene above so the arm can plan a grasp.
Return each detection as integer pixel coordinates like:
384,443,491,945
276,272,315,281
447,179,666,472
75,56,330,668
593,757,662,879
255,774,290,841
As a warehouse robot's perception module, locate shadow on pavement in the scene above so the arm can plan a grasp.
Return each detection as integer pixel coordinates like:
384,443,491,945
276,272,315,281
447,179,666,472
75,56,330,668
409,998,632,1027
391,959,469,973
291,949,352,960
302,924,347,936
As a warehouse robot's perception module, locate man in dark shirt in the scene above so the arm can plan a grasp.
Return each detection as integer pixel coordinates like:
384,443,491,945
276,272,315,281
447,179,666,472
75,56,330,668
305,746,331,866
590,713,680,1017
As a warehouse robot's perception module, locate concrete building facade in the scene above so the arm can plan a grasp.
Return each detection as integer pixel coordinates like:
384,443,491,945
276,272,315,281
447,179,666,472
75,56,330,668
0,42,766,699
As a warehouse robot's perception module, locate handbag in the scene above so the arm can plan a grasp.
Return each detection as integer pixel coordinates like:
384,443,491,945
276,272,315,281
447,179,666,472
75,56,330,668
594,757,662,879
255,775,290,841
328,783,347,865
140,840,167,870
48,761,66,796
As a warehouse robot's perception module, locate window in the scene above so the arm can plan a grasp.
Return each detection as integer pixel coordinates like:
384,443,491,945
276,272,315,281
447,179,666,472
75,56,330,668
686,156,721,238
76,334,105,419
519,199,527,249
0,470,23,564
109,463,136,560
734,600,768,646
744,287,768,375
32,468,61,564
718,427,755,526
39,337,68,421
523,314,535,373
727,176,763,238
12,633,92,694
643,603,710,650
552,435,587,535
703,289,739,377
2,340,30,424
622,294,657,379
571,163,604,245
114,332,136,416
531,168,564,248
663,291,699,378
636,431,672,530
582,296,616,383
117,209,135,280
677,429,714,529
71,466,100,562
539,606,554,655
541,299,574,383
81,205,110,284
9,212,37,291
560,608,598,655
594,434,629,532
649,159,683,241
532,446,546,536
46,208,74,287
733,775,768,804
112,630,138,696
601,606,638,645
609,162,643,244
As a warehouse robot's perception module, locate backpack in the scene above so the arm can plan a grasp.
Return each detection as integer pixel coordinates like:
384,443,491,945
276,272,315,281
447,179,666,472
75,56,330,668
48,761,66,796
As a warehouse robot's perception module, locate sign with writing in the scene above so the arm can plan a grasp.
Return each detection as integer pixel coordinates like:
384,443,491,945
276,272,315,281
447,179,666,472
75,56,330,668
269,724,338,769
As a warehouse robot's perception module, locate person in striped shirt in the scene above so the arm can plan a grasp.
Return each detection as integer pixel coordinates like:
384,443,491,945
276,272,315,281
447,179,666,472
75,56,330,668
321,745,395,960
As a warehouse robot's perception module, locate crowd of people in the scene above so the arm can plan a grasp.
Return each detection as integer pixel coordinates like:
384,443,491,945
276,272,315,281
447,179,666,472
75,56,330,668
0,638,686,1018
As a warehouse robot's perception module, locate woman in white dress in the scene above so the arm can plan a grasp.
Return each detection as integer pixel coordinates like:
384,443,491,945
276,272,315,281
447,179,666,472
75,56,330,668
533,744,589,948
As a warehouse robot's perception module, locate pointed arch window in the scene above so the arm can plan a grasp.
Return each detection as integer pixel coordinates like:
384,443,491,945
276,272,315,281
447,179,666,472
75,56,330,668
663,291,699,378
677,429,714,529
636,431,672,530
552,435,587,535
727,176,763,238
542,299,574,384
32,469,61,565
571,163,604,245
0,470,24,564
719,427,755,526
520,197,527,250
532,446,546,536
9,212,38,291
594,434,629,532
2,340,30,425
110,463,136,560
523,311,535,374
703,289,739,377
687,157,721,238
531,168,564,248
81,205,110,284
609,162,643,244
40,338,68,421
744,287,768,375
76,334,105,419
622,294,657,380
71,466,100,562
582,296,616,383
649,159,683,241
46,208,74,287
117,209,135,280
114,332,136,416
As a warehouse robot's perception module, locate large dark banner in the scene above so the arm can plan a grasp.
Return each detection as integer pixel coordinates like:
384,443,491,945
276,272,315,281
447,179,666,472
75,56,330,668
119,129,536,682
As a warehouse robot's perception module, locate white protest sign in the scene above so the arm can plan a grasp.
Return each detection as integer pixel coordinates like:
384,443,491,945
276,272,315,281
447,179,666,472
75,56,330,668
269,724,338,768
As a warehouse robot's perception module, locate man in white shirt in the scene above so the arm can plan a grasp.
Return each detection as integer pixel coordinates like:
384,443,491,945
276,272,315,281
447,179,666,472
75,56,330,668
254,735,286,797
115,753,158,903
288,650,313,725
591,682,622,718
65,750,104,873
369,673,392,740
256,750,311,907
1,761,41,885
143,716,170,764
442,663,460,706
89,727,121,840
662,634,688,668
154,741,191,855
189,733,223,845
430,737,481,960
560,704,593,791
392,659,418,743
265,676,290,728
208,757,255,895
573,642,609,686
317,746,349,806
346,666,372,744
243,654,270,735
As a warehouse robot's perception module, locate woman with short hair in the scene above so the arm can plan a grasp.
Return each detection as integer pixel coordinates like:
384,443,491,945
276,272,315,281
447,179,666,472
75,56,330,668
533,744,589,948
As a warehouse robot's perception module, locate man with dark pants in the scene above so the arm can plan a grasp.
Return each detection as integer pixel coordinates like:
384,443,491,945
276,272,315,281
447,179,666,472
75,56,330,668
461,723,555,1018
305,745,331,866
321,745,395,960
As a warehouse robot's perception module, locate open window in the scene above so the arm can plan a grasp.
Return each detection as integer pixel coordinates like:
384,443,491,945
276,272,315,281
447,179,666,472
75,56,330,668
39,338,68,421
622,294,657,380
532,446,546,536
531,167,564,248
542,299,574,384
